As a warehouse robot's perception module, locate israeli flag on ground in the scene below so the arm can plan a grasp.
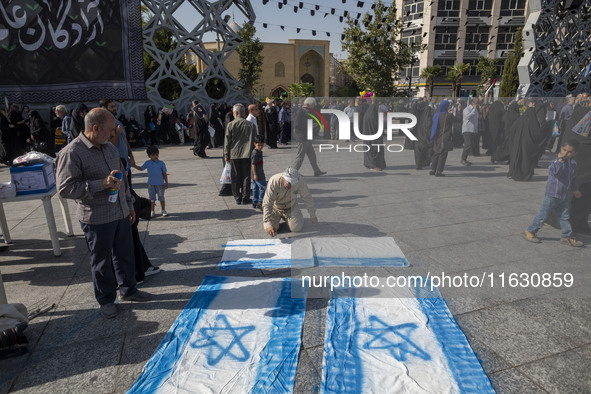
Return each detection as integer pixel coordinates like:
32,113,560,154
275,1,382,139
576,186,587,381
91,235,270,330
128,276,306,393
219,239,292,269
322,286,494,393
306,237,409,267
219,237,409,270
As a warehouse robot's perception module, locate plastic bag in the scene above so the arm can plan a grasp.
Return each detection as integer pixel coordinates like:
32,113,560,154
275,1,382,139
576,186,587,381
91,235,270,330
12,151,55,166
551,121,560,138
220,162,232,184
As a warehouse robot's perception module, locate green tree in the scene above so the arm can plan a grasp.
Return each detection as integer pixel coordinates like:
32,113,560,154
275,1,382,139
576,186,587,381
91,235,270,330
476,56,499,96
340,0,411,96
236,23,264,97
446,63,469,98
420,65,443,98
288,82,315,97
499,27,523,98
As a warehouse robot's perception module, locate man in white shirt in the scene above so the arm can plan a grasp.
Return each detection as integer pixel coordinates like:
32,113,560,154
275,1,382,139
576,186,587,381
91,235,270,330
247,104,260,135
461,97,480,166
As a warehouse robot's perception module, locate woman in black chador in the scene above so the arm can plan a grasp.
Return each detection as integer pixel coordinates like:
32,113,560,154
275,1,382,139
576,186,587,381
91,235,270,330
508,99,544,181
429,100,455,177
493,100,520,163
486,100,506,163
413,101,433,170
362,103,386,171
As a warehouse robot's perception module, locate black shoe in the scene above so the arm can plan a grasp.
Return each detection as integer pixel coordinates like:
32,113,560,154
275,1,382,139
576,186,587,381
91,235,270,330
236,198,242,205
242,198,252,205
429,170,435,176
461,160,472,166
314,171,327,176
435,172,445,177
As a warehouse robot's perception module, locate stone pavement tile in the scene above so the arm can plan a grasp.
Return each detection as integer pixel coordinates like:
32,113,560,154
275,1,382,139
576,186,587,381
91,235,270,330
517,344,591,393
35,303,132,350
143,235,228,265
3,278,69,310
114,333,168,393
391,221,502,253
135,261,221,290
489,368,546,393
511,297,591,347
413,235,564,273
302,298,327,348
123,295,192,338
444,297,508,316
9,336,124,393
462,332,511,374
306,345,324,376
455,303,577,367
293,347,321,394
145,221,242,243
58,275,97,308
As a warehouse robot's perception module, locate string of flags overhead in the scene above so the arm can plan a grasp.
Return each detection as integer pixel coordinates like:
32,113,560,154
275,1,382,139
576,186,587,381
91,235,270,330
257,0,399,41
260,0,394,24
256,20,396,44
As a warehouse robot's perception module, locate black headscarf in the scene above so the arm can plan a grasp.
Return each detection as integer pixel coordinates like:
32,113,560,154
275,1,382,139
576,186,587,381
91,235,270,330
508,107,543,181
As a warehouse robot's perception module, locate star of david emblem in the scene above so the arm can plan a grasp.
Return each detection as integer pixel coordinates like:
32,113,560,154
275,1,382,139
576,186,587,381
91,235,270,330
190,314,255,365
362,315,431,362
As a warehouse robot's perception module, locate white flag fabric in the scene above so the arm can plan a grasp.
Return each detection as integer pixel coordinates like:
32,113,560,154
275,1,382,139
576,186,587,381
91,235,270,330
128,276,306,394
322,286,494,393
219,237,409,270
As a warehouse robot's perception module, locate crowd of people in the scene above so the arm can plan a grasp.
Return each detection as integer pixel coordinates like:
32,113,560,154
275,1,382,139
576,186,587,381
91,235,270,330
1,92,589,318
404,93,591,241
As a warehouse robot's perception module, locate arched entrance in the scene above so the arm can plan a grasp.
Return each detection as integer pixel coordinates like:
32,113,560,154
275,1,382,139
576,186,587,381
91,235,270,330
301,74,314,84
299,49,324,96
272,86,288,98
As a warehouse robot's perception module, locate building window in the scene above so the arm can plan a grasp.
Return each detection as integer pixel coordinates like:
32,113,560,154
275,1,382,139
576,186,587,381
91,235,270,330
463,59,480,77
500,0,526,16
467,0,492,16
275,62,285,77
496,26,520,50
401,29,422,47
403,0,424,21
465,26,490,51
433,58,456,76
434,27,458,50
437,0,460,17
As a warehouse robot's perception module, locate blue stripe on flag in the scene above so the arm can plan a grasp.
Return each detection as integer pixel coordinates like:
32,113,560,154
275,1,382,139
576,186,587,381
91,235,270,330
320,298,364,394
252,279,307,393
315,256,409,267
219,259,292,269
221,244,280,247
127,276,226,393
415,283,495,393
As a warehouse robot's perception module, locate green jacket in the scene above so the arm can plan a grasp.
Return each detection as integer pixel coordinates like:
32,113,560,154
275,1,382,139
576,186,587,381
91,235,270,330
224,117,256,160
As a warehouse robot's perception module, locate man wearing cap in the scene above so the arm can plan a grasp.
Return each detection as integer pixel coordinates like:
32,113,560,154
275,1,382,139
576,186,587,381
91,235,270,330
263,167,318,236
292,97,327,176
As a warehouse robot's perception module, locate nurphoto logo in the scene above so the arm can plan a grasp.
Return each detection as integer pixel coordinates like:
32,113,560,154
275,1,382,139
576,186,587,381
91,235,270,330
305,108,418,153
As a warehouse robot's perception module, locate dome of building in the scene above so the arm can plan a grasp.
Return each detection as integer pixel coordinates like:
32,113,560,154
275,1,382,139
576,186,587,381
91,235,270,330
229,21,241,33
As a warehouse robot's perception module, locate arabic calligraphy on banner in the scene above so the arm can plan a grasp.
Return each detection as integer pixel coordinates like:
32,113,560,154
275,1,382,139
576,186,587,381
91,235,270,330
0,0,106,52
0,0,145,102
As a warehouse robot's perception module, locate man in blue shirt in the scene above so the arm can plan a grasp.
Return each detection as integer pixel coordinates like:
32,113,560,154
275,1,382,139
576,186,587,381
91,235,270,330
524,140,583,246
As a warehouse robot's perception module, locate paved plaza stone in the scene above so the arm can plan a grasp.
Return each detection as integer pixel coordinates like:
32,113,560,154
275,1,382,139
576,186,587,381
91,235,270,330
0,137,590,393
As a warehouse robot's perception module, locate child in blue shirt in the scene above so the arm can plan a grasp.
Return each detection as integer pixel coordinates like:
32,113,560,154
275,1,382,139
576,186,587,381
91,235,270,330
524,140,583,246
251,135,266,210
133,145,169,217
